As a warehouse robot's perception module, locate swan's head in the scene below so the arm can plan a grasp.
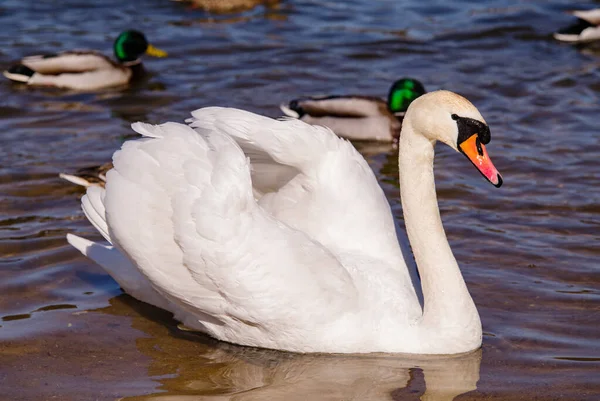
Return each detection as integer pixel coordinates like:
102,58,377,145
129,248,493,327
406,90,503,187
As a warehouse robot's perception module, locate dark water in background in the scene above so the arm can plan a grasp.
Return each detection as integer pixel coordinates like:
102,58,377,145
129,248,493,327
1,0,599,400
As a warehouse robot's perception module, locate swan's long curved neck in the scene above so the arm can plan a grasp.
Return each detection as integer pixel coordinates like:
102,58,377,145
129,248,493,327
398,120,480,344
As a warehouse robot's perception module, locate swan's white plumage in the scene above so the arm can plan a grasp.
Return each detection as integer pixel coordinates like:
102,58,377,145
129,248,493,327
69,93,489,354
66,234,169,309
91,116,371,351
187,108,404,261
80,187,110,243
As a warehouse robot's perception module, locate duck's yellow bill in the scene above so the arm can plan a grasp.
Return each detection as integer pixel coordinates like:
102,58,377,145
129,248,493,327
459,134,503,188
146,44,168,58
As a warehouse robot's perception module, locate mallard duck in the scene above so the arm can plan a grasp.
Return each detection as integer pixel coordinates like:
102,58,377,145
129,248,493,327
279,78,426,142
67,90,503,354
554,9,600,43
2,31,167,90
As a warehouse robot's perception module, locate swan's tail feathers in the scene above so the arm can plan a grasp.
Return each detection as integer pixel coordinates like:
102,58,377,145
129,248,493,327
66,234,168,309
67,234,126,280
187,107,342,172
279,102,300,118
81,186,111,244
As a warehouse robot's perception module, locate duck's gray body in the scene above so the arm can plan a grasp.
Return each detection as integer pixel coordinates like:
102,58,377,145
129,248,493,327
4,51,136,90
280,95,402,142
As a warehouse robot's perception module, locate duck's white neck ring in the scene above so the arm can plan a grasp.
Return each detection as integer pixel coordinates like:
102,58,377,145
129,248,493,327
121,59,142,67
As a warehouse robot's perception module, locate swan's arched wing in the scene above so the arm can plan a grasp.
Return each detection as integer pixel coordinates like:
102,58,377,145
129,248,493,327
102,121,358,341
188,107,402,260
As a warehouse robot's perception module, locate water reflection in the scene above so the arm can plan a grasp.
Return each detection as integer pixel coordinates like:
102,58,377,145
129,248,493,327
171,1,287,26
575,42,600,58
174,0,280,15
135,352,481,401
97,296,480,401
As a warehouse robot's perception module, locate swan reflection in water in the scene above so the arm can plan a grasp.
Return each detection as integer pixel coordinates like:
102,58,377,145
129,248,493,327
101,296,481,401
132,351,481,401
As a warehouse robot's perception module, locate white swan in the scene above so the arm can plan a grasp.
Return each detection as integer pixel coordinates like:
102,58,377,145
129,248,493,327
67,90,502,355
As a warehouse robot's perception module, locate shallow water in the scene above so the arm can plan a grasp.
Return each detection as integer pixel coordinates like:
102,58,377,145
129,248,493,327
1,0,599,400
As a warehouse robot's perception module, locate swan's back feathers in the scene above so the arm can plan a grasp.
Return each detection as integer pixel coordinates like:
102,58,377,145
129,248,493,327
98,119,359,348
70,185,172,311
189,107,404,263
106,123,222,320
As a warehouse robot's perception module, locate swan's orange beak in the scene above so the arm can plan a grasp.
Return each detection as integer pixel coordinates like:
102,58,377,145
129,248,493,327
459,134,503,187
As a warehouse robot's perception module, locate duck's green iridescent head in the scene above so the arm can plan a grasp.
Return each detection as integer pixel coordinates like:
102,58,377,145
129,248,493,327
113,30,167,63
387,78,426,114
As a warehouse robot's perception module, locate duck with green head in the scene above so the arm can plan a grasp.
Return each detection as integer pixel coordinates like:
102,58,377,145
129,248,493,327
2,30,167,90
280,78,426,142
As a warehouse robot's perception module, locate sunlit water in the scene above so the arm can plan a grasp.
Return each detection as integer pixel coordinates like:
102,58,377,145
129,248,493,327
1,0,599,400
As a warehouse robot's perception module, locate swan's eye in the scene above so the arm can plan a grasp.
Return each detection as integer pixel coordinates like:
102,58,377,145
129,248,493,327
453,115,491,146
475,137,483,156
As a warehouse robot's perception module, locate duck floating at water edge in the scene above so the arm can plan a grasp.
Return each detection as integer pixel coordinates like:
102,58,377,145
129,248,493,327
280,78,426,142
3,30,167,90
67,90,502,354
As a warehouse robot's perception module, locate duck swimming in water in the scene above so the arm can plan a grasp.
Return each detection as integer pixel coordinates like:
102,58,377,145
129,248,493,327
3,30,167,90
280,78,426,142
